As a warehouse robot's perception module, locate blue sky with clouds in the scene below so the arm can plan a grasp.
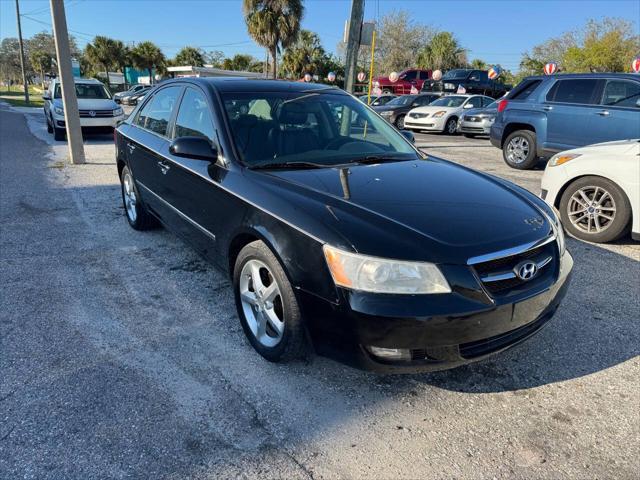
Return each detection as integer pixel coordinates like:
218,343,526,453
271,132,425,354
1,0,638,71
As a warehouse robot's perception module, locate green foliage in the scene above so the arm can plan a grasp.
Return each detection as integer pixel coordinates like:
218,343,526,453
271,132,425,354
417,31,467,71
205,50,226,67
469,58,488,70
0,38,25,83
84,36,121,80
131,41,166,84
242,0,304,78
281,30,325,79
174,46,205,67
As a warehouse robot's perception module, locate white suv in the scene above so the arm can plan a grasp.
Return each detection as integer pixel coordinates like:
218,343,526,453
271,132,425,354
43,77,124,140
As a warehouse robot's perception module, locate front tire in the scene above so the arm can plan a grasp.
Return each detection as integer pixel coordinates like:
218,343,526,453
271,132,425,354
120,165,156,230
445,117,458,135
53,125,65,141
503,130,538,169
395,114,406,130
559,176,631,243
46,114,53,133
233,241,307,363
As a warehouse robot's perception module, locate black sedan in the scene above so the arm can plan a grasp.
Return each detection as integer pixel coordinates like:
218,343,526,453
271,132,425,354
115,78,573,373
373,93,442,129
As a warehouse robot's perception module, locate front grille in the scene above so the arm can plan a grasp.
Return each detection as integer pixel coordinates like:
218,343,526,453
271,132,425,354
79,109,114,118
460,126,485,133
464,116,481,122
472,239,557,297
410,113,429,119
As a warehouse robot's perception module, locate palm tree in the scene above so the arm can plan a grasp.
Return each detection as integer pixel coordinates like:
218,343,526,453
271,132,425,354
174,46,205,67
281,29,325,79
85,36,117,84
417,31,467,71
131,41,165,84
111,40,131,79
242,0,304,79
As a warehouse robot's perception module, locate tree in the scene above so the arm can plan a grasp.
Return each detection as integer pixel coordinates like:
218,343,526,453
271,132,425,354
29,50,51,88
131,41,165,84
469,58,488,70
417,31,467,71
111,40,130,77
85,36,118,84
205,50,226,67
281,30,326,79
0,38,23,85
174,46,205,67
375,10,434,75
242,0,304,79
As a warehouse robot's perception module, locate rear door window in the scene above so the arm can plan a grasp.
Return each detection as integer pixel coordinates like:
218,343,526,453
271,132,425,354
135,86,182,136
403,71,417,80
509,79,542,100
601,80,640,108
546,79,600,104
466,96,484,108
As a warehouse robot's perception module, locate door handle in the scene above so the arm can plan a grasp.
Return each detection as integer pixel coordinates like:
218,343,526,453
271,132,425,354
596,110,610,116
157,160,170,175
127,142,136,152
543,106,553,111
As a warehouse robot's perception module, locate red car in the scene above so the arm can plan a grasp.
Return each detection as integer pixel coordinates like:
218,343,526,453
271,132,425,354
373,68,432,95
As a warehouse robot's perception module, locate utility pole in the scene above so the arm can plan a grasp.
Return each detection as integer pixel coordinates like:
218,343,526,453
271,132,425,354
344,0,365,93
15,0,30,105
50,0,85,164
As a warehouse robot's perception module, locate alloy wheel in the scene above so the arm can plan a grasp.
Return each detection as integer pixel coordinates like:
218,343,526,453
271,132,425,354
122,172,137,222
567,186,616,234
396,115,405,129
505,136,530,164
239,259,285,348
446,119,457,134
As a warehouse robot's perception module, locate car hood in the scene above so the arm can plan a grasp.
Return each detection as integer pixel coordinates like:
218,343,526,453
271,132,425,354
259,158,551,262
373,104,408,113
53,98,118,110
463,107,497,117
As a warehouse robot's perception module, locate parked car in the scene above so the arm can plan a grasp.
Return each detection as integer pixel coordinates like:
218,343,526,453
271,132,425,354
114,84,147,104
490,73,640,169
115,77,572,373
422,69,511,98
541,139,639,243
404,94,494,135
373,69,432,95
457,99,498,137
121,86,152,106
43,77,124,141
373,93,441,129
358,94,397,107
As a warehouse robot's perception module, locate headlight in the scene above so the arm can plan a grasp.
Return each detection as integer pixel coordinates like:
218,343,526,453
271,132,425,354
379,111,392,116
549,153,581,166
444,83,455,89
432,111,446,118
54,106,64,115
484,115,496,122
113,107,124,116
323,245,451,294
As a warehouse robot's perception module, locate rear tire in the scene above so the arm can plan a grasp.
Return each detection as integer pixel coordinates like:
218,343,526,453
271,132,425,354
503,130,538,169
120,165,156,230
233,240,308,363
559,176,631,243
53,126,65,141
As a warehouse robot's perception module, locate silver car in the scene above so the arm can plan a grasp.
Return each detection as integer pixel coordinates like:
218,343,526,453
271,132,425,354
457,99,497,137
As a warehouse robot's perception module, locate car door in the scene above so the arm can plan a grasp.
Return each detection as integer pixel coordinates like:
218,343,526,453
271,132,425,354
126,85,183,222
543,78,602,150
590,78,640,144
161,86,233,261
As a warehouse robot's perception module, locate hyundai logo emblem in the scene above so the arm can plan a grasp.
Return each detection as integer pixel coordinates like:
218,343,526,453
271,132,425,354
514,261,538,281
89,110,96,117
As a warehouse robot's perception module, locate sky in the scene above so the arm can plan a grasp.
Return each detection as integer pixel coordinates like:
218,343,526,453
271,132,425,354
1,0,639,72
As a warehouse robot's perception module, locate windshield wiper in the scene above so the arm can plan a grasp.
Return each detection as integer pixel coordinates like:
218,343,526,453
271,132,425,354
354,154,413,165
250,161,329,170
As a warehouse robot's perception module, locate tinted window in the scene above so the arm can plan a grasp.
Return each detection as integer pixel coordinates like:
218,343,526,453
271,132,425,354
601,80,640,108
402,71,417,80
547,79,599,104
415,95,435,106
135,86,181,136
510,80,542,100
469,71,482,82
466,96,484,108
482,97,494,107
174,88,215,142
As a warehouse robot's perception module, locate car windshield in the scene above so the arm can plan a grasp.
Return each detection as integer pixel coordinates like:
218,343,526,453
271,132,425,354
385,95,417,106
221,90,420,168
430,96,467,107
54,83,110,99
442,70,469,80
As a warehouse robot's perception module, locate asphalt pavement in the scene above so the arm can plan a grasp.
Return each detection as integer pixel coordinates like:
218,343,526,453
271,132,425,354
1,106,639,479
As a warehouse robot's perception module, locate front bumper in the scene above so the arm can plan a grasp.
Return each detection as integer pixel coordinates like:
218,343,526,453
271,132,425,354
54,114,124,128
458,119,493,135
301,251,573,373
404,116,446,132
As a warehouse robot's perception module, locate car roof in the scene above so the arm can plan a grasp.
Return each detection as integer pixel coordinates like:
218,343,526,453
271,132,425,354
523,73,639,81
160,77,345,94
52,77,103,85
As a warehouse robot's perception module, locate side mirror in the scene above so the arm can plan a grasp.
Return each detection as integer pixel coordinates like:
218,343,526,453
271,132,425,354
400,130,415,144
42,93,50,100
169,136,217,161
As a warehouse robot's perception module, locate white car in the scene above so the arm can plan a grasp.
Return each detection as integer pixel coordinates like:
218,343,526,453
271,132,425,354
43,77,125,141
541,140,640,243
404,94,494,135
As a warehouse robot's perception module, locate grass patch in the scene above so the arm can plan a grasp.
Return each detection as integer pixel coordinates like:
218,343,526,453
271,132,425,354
0,85,45,107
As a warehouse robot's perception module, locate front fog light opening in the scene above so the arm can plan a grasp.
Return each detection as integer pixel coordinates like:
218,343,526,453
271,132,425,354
366,345,411,362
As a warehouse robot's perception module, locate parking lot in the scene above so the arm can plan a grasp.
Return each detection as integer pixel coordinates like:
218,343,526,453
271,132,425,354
1,103,639,479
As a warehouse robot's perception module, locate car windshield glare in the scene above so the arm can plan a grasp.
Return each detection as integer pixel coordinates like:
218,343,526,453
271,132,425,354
55,83,111,99
222,91,419,168
430,96,467,107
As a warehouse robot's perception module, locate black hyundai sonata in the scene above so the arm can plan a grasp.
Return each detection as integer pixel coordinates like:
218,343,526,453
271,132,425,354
115,78,573,373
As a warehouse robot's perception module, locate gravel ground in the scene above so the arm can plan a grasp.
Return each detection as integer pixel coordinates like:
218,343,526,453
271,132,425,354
1,105,639,480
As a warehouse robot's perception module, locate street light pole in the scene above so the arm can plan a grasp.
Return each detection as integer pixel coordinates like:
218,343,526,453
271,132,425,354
344,0,365,94
15,0,30,105
49,0,85,164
